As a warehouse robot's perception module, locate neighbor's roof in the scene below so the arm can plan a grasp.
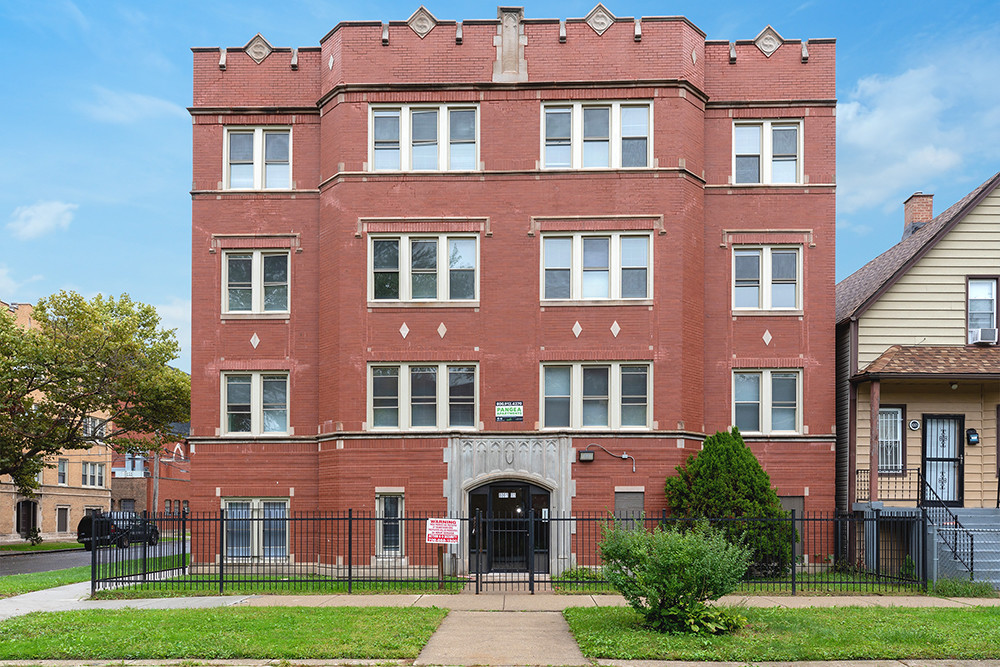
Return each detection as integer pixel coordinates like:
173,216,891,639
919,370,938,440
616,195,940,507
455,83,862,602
836,171,1000,324
855,344,1000,379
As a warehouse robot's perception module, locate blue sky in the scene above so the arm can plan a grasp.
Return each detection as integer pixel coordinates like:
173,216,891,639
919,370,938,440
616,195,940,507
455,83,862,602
2,1,999,373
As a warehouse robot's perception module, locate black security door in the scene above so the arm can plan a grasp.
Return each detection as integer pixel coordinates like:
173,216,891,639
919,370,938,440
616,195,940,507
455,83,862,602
468,481,550,573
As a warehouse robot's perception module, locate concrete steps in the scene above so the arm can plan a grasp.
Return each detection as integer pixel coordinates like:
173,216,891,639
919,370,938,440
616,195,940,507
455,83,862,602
932,509,1000,585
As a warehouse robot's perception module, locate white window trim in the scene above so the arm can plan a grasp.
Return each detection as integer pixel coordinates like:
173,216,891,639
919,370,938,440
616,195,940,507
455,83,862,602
368,104,480,172
222,497,289,562
967,277,997,343
732,246,802,311
367,362,479,431
539,362,652,430
221,250,291,316
221,372,290,436
57,459,68,486
368,234,480,303
375,493,405,557
731,120,802,185
81,462,106,488
540,232,653,302
223,127,292,190
540,101,652,170
878,407,904,474
732,369,802,435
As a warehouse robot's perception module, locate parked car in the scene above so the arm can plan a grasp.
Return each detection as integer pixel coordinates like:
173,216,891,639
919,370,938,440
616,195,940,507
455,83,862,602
77,512,160,550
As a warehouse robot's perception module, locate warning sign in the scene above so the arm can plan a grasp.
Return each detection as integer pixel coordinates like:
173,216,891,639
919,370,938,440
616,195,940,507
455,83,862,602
425,518,461,544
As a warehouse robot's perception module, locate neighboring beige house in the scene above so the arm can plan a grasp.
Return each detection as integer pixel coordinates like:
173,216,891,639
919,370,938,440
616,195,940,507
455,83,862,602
836,171,1000,514
0,301,112,543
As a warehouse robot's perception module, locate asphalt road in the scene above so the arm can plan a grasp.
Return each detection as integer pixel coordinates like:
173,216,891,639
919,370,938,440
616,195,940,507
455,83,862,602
1,540,190,576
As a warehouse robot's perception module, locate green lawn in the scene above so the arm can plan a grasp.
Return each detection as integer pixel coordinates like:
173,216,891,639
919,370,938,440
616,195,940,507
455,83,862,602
565,605,1000,661
0,541,82,553
0,566,91,599
93,578,466,599
0,607,447,660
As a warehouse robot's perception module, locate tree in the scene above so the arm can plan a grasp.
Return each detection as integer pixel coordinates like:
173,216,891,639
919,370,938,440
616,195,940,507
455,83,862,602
664,428,794,576
0,291,190,496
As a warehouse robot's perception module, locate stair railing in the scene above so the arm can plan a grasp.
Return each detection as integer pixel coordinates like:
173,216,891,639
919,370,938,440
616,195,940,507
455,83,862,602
919,471,974,574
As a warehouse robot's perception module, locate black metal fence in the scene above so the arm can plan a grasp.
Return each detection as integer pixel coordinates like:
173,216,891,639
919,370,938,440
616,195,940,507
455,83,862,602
90,509,928,595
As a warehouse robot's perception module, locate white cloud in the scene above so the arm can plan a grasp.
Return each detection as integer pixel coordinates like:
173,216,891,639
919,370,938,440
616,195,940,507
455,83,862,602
153,297,191,372
78,86,187,125
837,29,1000,218
7,201,78,240
0,266,43,301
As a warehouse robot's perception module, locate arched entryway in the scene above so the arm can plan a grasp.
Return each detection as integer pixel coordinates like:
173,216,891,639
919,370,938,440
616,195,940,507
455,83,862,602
468,481,550,573
16,500,38,538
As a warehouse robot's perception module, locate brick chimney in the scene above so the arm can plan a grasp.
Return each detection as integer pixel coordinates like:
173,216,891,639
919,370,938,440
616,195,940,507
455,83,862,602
902,192,933,239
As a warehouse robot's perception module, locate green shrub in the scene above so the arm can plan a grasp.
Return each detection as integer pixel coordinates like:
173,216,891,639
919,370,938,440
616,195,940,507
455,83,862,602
599,521,749,634
24,528,42,546
664,428,794,576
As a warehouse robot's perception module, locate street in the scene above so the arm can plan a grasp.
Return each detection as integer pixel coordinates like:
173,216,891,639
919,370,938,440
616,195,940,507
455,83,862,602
1,540,190,576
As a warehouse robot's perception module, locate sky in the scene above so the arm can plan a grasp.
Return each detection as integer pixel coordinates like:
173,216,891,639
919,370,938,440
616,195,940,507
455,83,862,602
2,1,999,373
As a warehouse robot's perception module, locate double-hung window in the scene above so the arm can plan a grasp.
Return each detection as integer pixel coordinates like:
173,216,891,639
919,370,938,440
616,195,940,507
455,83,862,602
223,250,289,315
733,121,801,184
371,234,478,302
543,102,651,169
541,362,650,429
369,363,477,430
57,459,67,485
223,372,289,435
376,494,404,556
81,462,105,488
968,278,997,343
371,105,478,171
733,247,800,310
224,498,288,560
733,370,800,434
542,233,651,301
878,407,904,474
225,128,291,189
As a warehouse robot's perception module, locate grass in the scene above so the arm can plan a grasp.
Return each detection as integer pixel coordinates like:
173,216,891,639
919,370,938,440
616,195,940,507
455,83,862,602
0,541,82,552
93,578,466,599
0,606,447,660
0,566,91,599
931,577,998,598
565,605,1000,661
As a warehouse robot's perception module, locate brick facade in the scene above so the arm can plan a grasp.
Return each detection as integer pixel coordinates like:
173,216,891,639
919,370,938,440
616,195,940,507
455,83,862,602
190,9,836,569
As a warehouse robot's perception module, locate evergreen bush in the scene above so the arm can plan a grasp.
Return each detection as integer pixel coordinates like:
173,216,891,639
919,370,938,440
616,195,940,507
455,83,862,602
664,428,795,576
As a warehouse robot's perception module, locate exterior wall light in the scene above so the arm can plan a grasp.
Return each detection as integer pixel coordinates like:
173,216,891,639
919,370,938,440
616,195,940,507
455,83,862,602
578,450,595,462
967,428,980,446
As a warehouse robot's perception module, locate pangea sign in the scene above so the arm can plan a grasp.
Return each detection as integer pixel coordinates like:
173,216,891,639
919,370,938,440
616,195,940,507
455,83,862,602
495,401,523,421
425,518,461,544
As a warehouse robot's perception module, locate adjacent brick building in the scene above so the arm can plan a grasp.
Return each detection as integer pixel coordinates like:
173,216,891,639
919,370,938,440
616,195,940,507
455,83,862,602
189,5,836,573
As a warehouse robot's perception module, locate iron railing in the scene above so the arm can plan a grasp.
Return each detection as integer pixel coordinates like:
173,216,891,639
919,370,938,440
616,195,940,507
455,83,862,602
89,509,928,595
855,467,921,503
918,471,974,573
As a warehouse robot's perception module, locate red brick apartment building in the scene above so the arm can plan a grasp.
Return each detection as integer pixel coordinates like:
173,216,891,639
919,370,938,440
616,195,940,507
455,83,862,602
189,6,836,572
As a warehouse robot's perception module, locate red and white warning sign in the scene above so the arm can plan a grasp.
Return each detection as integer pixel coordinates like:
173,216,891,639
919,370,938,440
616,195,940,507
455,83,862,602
425,518,461,544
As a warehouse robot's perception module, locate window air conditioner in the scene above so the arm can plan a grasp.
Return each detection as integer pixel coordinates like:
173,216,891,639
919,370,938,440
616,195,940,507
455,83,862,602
971,328,999,345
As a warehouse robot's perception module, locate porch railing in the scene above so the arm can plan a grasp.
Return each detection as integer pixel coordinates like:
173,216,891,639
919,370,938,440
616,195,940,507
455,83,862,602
918,471,974,574
855,467,921,503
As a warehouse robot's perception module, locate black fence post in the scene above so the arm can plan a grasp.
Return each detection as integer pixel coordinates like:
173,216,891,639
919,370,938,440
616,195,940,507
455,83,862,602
528,509,535,595
874,508,881,582
182,510,188,576
218,509,225,596
475,509,482,595
90,516,98,596
970,533,975,581
790,509,796,596
347,508,353,594
919,508,928,592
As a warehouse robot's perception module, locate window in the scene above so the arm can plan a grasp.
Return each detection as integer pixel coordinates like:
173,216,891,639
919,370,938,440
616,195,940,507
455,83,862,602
57,459,67,485
376,494,404,556
120,499,135,512
183,500,189,515
733,121,801,184
224,498,288,560
878,407,904,474
541,362,650,429
543,102,650,169
81,462,105,488
370,235,478,302
542,233,651,301
125,453,145,475
733,370,800,434
968,278,997,342
223,250,289,314
369,363,477,430
223,372,289,435
370,105,478,171
81,417,106,439
733,247,801,310
165,499,172,514
225,127,291,189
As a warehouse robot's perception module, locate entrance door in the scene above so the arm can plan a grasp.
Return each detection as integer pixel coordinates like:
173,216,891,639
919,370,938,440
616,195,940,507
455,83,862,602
922,415,964,506
468,481,550,573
